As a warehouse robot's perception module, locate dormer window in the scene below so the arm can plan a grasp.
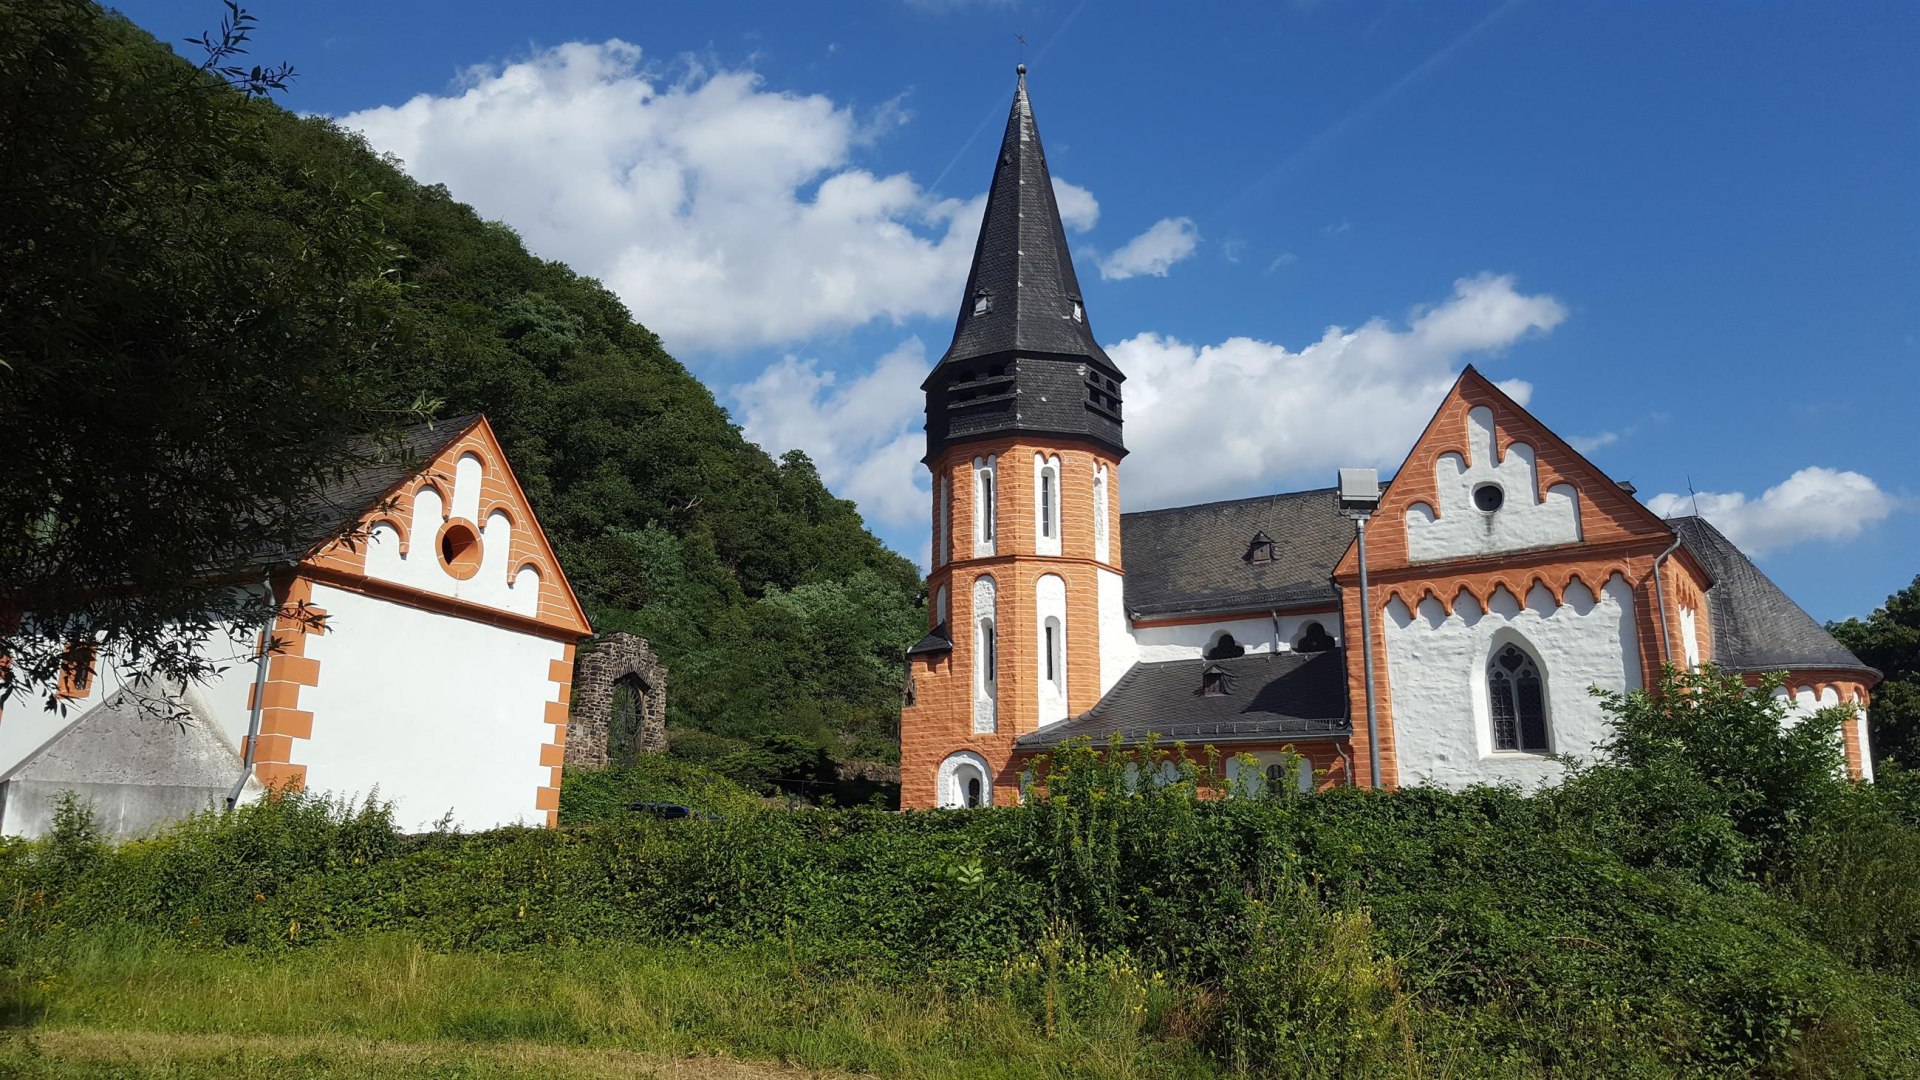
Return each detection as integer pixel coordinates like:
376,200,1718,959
1070,301,1083,322
1200,664,1231,697
1245,532,1276,563
972,293,991,316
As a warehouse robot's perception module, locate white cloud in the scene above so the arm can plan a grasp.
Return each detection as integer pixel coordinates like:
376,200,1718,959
1109,273,1566,507
1569,431,1618,454
761,274,1567,548
1050,178,1100,233
731,338,931,531
340,42,1012,354
1098,216,1199,280
1646,467,1893,556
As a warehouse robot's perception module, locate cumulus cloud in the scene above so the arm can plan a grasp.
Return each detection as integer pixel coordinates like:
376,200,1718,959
1568,431,1618,454
1098,216,1199,280
731,338,931,531
1646,468,1893,556
1109,273,1566,507
1050,178,1100,233
339,41,1050,354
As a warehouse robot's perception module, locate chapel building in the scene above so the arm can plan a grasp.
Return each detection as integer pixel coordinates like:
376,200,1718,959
898,69,1879,808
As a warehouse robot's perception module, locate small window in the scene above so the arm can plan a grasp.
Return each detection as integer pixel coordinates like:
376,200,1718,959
1071,301,1083,322
1294,622,1335,653
438,520,482,579
965,775,983,807
1044,622,1057,683
979,471,996,544
1205,633,1245,660
1200,664,1231,697
1040,470,1055,539
1245,531,1276,563
972,293,991,316
1473,484,1505,513
1488,643,1549,752
982,619,997,682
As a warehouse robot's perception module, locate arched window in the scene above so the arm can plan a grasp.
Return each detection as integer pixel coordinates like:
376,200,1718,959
935,474,949,566
1043,616,1063,690
1093,465,1110,562
938,751,994,809
980,618,997,686
1488,642,1549,752
973,575,997,733
1294,622,1335,653
1205,633,1245,660
974,456,997,552
1039,462,1058,539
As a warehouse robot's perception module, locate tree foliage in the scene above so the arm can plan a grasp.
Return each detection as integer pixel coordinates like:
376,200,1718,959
0,1,420,700
1830,574,1920,770
1,4,923,764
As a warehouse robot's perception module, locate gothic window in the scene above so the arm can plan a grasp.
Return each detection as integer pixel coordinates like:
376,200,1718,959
1040,465,1056,539
607,675,650,766
1205,633,1245,660
1294,622,1335,653
1488,643,1549,752
935,474,949,566
974,457,997,552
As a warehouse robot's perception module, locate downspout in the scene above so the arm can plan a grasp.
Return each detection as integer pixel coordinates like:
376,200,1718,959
1650,534,1684,669
1270,609,1282,654
1355,514,1382,790
226,570,278,809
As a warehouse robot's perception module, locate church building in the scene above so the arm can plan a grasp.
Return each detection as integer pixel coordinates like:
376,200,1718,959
0,415,590,836
899,68,1879,809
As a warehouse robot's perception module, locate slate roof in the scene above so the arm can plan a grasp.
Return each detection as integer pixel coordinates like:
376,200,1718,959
1668,515,1877,677
0,685,243,787
1121,488,1353,618
906,622,954,656
934,67,1114,376
255,414,479,565
1016,650,1350,750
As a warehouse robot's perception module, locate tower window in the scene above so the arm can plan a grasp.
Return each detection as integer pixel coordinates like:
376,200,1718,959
981,618,997,683
973,293,991,316
1044,616,1064,690
1488,643,1549,752
1473,483,1505,513
1041,471,1054,538
1071,301,1083,322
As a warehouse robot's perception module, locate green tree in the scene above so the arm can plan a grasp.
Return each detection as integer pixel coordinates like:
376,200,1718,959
1831,575,1920,771
0,1,420,700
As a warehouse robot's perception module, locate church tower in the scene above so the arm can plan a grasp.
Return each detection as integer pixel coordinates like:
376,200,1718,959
900,66,1127,809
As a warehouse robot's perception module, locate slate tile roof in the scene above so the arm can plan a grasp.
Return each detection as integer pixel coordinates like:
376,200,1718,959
1668,515,1877,677
906,622,954,656
1015,650,1350,750
256,414,479,566
1121,488,1353,618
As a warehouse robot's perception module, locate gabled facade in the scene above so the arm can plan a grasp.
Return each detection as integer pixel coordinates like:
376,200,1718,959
898,71,1879,808
0,415,591,836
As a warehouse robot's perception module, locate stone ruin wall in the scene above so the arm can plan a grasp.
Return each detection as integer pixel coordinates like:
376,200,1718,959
565,631,667,767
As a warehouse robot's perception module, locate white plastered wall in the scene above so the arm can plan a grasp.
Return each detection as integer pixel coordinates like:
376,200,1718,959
1131,611,1341,665
364,453,543,617
1405,407,1580,562
1773,683,1874,782
296,582,562,831
1097,568,1134,696
1384,575,1641,790
1036,574,1068,725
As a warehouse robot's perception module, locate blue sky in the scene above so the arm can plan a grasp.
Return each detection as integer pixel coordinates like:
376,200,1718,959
117,1,1918,621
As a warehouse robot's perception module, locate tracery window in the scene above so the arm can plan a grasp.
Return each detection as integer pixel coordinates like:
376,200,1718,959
1488,643,1549,752
1205,633,1245,660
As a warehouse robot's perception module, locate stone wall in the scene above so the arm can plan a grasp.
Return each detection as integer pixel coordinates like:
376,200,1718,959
566,632,667,766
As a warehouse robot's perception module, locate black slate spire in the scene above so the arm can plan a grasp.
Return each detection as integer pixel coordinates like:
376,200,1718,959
923,65,1125,463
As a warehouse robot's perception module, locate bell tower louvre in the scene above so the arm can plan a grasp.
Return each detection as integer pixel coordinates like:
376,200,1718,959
900,66,1128,810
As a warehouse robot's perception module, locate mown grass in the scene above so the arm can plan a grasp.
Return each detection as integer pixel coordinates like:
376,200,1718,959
0,932,1220,1079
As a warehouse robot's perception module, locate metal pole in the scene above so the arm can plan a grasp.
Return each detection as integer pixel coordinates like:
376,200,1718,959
1355,513,1382,790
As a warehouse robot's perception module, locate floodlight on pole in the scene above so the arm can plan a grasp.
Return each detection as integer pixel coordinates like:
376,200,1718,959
1338,469,1383,790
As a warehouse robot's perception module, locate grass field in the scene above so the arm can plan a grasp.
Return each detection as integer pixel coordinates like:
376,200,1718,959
0,934,1219,1079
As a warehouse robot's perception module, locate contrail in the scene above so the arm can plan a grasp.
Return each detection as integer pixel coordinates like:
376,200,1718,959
928,0,1094,195
1217,0,1524,218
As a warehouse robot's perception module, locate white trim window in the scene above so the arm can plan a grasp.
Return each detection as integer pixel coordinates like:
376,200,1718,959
973,575,998,733
973,456,997,557
935,473,949,567
1035,453,1062,556
938,751,993,809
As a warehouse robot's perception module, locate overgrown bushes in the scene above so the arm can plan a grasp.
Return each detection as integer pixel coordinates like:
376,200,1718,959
3,668,1917,1076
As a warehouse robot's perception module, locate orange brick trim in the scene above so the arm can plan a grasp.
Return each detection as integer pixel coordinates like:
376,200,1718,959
246,577,329,792
535,642,577,827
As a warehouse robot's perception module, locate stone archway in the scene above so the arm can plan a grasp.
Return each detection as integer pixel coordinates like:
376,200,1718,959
567,632,668,767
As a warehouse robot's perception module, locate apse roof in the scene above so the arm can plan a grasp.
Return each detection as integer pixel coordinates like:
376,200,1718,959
1121,488,1353,618
1668,515,1877,677
1015,650,1350,750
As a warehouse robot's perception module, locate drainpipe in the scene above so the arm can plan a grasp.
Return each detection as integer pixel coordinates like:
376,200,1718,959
226,570,278,809
1269,610,1282,654
1355,515,1381,790
1650,534,1684,669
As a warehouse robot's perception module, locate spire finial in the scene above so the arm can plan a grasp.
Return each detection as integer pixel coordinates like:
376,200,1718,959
1016,62,1026,76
